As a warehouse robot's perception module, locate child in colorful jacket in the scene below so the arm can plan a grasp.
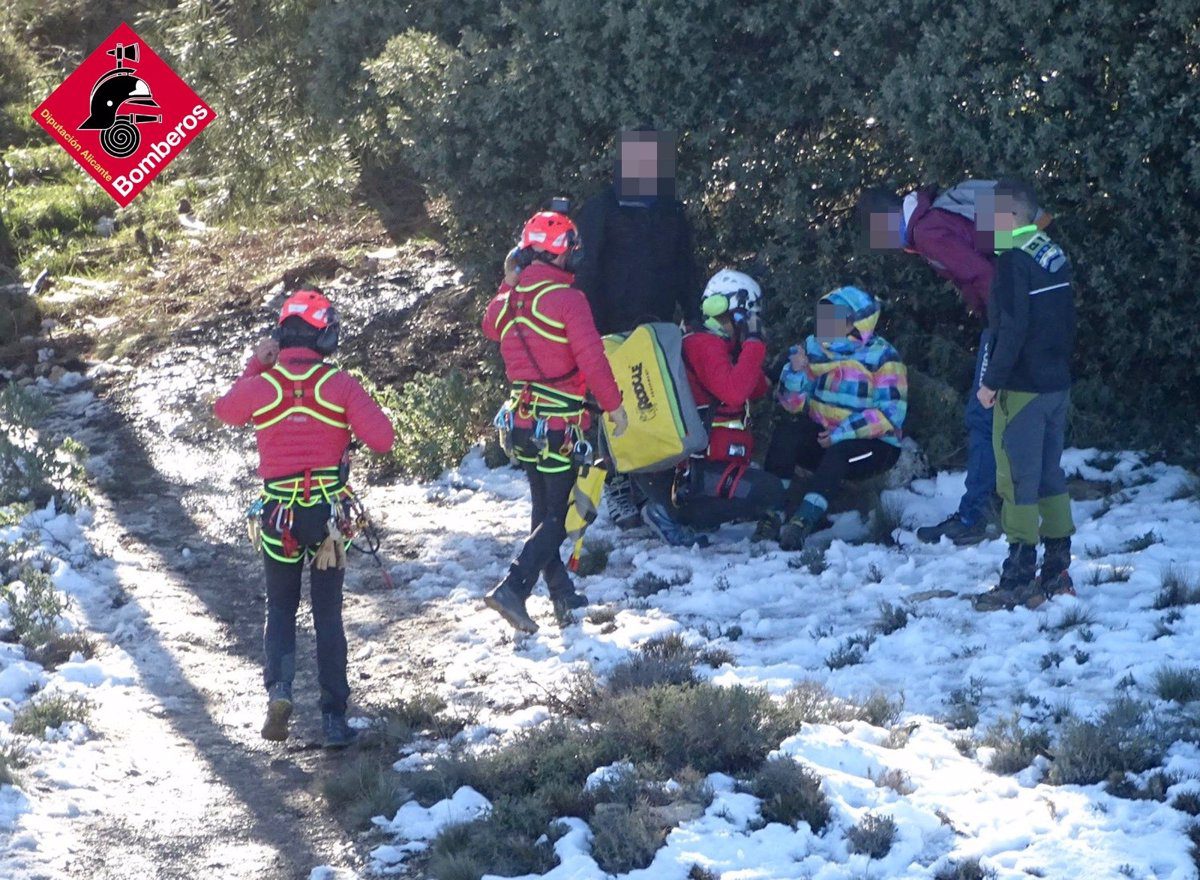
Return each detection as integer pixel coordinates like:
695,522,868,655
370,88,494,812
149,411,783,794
759,286,908,550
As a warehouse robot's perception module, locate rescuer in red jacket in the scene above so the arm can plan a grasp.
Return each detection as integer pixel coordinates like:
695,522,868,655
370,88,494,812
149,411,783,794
482,210,628,634
636,269,784,531
214,289,394,747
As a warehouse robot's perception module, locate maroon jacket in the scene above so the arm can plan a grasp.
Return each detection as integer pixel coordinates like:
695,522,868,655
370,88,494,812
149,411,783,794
906,187,995,317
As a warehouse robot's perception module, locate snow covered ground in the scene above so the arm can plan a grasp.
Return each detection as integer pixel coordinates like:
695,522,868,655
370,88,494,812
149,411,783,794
353,447,1200,880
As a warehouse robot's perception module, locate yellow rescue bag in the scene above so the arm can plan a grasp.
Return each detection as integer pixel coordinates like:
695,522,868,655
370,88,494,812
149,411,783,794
565,458,608,571
601,323,707,473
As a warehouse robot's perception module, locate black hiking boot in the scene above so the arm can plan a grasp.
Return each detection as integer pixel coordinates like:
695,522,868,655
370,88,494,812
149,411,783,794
752,511,782,542
261,683,293,742
485,567,539,633
1038,537,1076,600
973,543,1041,611
778,517,814,552
551,590,588,624
607,474,642,530
322,712,359,749
916,513,989,546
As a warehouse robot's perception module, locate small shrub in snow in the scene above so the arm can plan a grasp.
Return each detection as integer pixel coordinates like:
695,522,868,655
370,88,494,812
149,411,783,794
781,681,902,729
944,678,985,730
1172,791,1200,816
1153,566,1200,609
872,601,910,636
322,752,410,829
825,633,874,670
846,812,897,858
790,547,827,575
861,692,904,728
1086,565,1133,587
1168,477,1200,502
866,496,904,546
1048,605,1098,633
423,849,483,880
1154,666,1200,703
631,571,690,598
1104,769,1174,801
0,385,88,510
0,739,29,786
370,691,466,743
574,540,611,577
1048,698,1165,786
12,692,91,738
981,714,1050,775
953,735,978,758
589,800,665,873
1,566,68,649
586,605,618,626
699,646,735,669
874,767,916,795
23,630,96,671
426,800,558,880
1121,530,1161,553
602,683,785,775
934,858,998,880
882,723,918,750
607,635,699,694
687,866,720,880
750,756,831,832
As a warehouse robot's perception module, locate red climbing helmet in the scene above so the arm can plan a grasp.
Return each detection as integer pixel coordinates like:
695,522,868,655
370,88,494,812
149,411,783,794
520,211,579,255
278,289,334,329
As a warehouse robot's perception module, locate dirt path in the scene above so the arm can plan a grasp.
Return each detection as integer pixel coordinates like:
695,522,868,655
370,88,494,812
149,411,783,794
2,254,502,879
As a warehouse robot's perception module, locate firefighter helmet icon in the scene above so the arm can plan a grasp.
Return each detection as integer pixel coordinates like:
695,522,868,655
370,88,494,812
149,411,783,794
79,42,161,158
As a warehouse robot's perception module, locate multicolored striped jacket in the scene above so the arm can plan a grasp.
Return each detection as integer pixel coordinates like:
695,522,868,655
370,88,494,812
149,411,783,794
776,287,908,446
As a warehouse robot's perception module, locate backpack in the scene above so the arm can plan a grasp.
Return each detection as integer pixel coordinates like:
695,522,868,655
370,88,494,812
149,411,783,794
600,322,708,473
931,179,997,221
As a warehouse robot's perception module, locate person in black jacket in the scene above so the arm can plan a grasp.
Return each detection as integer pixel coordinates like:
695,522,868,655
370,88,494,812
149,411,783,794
972,179,1077,612
574,129,700,335
574,130,702,541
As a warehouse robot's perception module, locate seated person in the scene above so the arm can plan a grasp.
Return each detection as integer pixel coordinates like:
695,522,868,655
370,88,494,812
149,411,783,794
638,269,784,535
758,286,908,550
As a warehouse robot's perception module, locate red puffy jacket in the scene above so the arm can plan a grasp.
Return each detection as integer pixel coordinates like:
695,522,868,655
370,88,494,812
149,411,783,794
483,262,622,427
214,347,395,479
683,330,768,463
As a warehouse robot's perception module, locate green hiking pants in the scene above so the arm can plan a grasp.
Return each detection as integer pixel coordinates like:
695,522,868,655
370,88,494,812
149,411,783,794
992,389,1075,546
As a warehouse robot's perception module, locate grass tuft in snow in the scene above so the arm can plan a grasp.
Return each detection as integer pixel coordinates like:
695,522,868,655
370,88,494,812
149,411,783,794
687,866,720,880
22,631,96,671
1048,697,1165,786
11,692,91,738
873,767,916,795
749,756,831,832
846,812,897,859
369,691,468,743
1104,769,1174,801
1086,565,1133,587
943,678,985,730
825,632,874,670
782,680,902,728
1047,604,1098,633
1153,566,1200,609
1120,530,1161,553
866,496,904,546
1154,666,1200,703
980,714,1050,775
322,752,411,830
1168,476,1200,502
631,571,691,598
574,539,612,577
934,858,998,880
1172,791,1200,816
0,738,29,786
790,547,827,575
872,601,910,636
590,800,665,874
607,634,699,694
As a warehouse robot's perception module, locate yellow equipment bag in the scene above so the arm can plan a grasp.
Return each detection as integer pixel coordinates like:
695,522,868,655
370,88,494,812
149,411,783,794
565,458,608,572
601,323,707,473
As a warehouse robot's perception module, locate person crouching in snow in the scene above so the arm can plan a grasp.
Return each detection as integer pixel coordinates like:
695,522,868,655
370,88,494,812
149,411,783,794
214,289,395,747
636,269,785,532
757,286,908,550
483,210,628,634
971,179,1076,612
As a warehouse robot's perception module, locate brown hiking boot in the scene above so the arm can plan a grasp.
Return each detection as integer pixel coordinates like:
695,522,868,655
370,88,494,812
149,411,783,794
1037,537,1076,600
973,543,1043,611
261,684,293,741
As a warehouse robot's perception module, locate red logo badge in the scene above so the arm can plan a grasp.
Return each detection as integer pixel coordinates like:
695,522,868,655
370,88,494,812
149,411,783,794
32,23,215,208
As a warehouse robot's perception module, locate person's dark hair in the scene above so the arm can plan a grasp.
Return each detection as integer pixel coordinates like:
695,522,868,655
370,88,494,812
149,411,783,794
278,315,320,349
994,178,1039,223
854,187,903,229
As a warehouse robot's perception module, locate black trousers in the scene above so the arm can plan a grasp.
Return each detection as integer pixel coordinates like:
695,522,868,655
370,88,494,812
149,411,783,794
511,427,578,598
637,461,785,529
263,548,350,716
764,413,900,517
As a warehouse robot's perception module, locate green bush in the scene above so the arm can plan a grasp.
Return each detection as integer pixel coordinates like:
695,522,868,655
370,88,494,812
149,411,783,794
322,752,410,830
749,756,831,832
358,369,497,482
980,714,1050,775
846,812,897,859
362,0,1200,465
12,691,91,737
0,739,29,786
590,800,665,874
1,565,68,649
0,386,88,509
1048,698,1165,786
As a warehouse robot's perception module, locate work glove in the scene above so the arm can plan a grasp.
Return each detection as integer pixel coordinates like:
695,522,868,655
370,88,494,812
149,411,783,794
608,405,629,439
503,246,521,286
